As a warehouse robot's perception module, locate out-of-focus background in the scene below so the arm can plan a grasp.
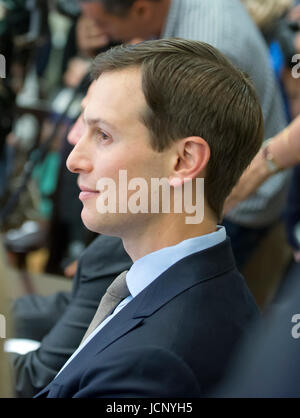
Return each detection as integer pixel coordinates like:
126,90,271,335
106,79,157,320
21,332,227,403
0,0,100,299
1,0,300,398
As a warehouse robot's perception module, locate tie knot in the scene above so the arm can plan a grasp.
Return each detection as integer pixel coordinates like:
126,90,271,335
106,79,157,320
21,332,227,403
106,270,130,300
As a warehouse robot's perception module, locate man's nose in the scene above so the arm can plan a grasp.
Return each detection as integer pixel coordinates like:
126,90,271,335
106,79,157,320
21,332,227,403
67,114,85,146
66,137,93,174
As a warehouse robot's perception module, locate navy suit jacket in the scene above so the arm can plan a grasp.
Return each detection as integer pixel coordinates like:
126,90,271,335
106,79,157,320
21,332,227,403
36,238,259,398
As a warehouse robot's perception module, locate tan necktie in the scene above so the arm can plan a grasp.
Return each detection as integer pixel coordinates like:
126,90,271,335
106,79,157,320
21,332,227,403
81,270,129,344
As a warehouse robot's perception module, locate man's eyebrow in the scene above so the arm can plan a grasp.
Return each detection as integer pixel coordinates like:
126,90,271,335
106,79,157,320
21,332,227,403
83,113,117,131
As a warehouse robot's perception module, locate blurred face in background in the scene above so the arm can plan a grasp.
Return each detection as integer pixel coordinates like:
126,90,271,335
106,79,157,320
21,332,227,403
80,1,160,42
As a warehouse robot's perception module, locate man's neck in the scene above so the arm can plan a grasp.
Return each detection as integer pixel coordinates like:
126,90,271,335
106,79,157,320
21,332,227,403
122,214,218,262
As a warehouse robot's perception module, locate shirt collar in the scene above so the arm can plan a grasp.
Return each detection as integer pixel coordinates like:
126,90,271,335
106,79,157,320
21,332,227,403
126,226,226,298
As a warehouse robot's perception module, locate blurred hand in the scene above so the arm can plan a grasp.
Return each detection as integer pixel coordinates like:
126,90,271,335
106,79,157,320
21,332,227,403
76,15,110,57
223,171,255,215
223,150,269,215
64,260,78,278
294,250,300,263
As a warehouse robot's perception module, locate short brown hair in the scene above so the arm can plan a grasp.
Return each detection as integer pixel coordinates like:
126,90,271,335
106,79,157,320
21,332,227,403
92,38,264,220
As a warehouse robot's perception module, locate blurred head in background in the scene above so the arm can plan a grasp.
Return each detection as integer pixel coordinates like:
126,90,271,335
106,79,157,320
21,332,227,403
79,0,171,43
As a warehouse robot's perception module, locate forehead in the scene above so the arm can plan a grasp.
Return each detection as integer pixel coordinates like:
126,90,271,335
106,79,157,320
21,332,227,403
85,67,146,124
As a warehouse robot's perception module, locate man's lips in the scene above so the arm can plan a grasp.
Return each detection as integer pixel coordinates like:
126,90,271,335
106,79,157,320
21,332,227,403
78,185,99,200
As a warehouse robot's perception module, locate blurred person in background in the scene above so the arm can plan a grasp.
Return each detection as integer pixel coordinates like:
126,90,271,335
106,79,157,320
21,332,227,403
0,0,52,230
0,0,122,275
242,0,300,121
0,1,94,273
226,0,300,270
210,2,300,397
214,259,300,397
10,233,132,398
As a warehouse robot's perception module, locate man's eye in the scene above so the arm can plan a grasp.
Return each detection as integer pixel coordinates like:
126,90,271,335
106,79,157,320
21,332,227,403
95,129,110,141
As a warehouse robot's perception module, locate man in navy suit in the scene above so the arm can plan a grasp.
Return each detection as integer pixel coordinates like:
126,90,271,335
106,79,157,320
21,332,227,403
36,38,263,398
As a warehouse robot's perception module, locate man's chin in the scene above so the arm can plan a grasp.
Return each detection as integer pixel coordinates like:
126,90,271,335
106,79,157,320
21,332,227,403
80,212,122,237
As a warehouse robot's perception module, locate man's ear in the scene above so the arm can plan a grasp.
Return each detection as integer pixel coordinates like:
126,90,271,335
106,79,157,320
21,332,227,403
130,0,155,20
169,137,210,187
